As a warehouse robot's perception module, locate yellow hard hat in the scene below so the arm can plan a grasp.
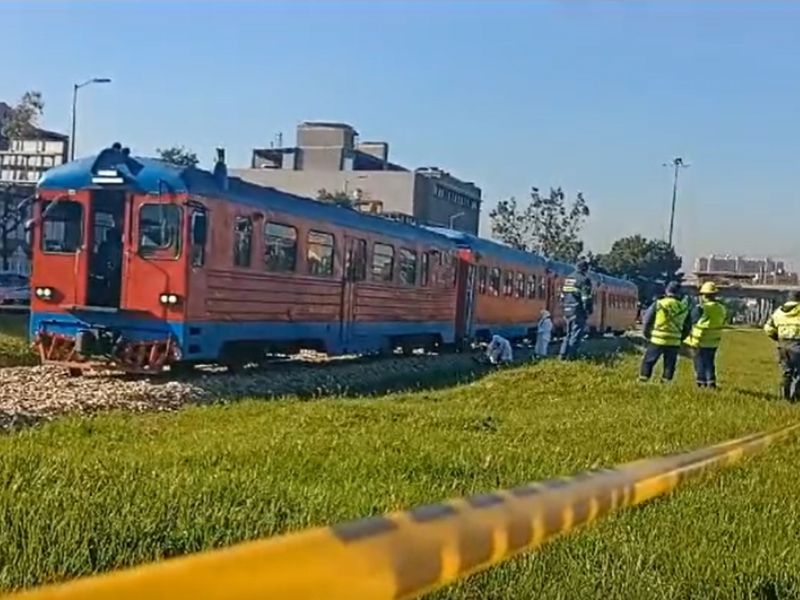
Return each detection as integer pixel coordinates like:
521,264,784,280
699,281,718,295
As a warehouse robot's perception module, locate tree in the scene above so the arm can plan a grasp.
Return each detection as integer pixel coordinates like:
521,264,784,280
316,188,353,208
594,234,683,303
156,145,199,168
0,91,45,141
489,186,590,263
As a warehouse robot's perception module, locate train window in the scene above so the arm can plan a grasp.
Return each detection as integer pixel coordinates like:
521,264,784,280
189,209,208,268
372,243,395,282
40,200,84,254
233,216,253,268
307,231,335,277
515,273,525,298
477,265,488,294
138,203,182,258
489,267,501,296
538,277,547,299
503,271,514,297
399,248,417,285
345,238,367,281
420,252,430,286
263,222,297,272
527,275,537,299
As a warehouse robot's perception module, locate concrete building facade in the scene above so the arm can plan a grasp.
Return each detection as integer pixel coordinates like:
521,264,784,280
0,101,69,273
231,122,482,234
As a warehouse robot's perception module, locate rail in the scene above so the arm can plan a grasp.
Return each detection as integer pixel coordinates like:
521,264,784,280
4,423,798,600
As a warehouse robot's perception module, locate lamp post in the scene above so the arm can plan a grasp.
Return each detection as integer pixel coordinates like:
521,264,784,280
69,78,111,161
663,157,689,248
449,211,465,229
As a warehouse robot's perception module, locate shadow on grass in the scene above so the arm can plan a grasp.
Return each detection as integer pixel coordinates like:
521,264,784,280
733,387,780,402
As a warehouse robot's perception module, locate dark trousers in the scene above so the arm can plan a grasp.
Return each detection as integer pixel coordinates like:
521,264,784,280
639,343,679,382
559,315,586,360
777,342,800,401
691,347,718,388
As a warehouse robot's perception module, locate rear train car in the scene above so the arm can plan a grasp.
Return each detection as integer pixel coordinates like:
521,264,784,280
544,259,639,336
424,228,549,343
28,144,460,374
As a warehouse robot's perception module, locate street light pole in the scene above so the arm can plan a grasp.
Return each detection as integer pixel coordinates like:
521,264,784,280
449,211,465,229
69,77,112,161
663,157,689,248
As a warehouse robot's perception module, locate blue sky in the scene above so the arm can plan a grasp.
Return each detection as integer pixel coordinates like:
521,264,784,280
4,0,800,270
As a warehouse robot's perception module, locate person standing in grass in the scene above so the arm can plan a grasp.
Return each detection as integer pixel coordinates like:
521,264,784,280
639,281,690,383
763,290,800,402
535,309,553,358
558,260,593,360
684,281,727,389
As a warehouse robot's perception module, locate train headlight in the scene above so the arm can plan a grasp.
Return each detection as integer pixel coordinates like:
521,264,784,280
35,287,54,300
159,293,180,305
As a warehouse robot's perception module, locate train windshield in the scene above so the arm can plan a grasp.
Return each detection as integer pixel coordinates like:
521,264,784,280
138,203,183,258
40,200,83,254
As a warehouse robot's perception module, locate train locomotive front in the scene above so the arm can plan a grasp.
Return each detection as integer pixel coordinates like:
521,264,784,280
28,143,209,375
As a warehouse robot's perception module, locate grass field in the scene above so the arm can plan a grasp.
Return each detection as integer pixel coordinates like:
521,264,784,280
0,329,799,599
0,313,36,367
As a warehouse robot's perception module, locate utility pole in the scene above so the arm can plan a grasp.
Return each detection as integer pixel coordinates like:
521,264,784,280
663,157,689,248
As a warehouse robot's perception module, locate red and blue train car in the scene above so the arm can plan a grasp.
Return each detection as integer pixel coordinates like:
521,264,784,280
424,228,550,342
28,143,461,374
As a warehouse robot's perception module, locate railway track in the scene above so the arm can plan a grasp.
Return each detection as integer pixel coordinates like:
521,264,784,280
0,334,636,434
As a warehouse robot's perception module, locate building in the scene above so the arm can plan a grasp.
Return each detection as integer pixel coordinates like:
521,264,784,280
231,122,482,234
694,254,798,285
0,102,69,274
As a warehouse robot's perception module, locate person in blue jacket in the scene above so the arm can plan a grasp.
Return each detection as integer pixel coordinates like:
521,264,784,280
559,260,593,360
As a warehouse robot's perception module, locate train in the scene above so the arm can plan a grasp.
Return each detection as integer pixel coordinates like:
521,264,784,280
26,143,639,375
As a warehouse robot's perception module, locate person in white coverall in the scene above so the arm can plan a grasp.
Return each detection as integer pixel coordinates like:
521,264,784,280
486,335,513,365
535,309,553,357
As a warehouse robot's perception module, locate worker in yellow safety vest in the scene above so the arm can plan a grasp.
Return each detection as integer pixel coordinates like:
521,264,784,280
684,281,727,389
639,281,691,383
763,290,800,402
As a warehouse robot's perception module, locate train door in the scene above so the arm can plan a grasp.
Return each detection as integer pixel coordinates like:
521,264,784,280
454,255,476,344
340,236,367,349
599,289,608,333
85,190,127,308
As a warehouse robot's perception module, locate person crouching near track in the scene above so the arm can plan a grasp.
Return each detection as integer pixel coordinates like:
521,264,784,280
639,281,690,383
535,310,553,358
763,290,800,402
486,334,513,365
684,281,727,389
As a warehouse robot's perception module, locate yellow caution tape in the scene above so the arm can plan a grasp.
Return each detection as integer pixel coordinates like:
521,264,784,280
6,423,798,600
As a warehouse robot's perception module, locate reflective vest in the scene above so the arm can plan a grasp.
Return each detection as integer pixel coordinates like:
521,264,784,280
764,302,800,341
651,297,689,347
685,300,727,348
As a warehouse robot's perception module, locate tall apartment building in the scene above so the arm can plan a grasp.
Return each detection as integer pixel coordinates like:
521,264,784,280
0,102,69,274
231,122,482,235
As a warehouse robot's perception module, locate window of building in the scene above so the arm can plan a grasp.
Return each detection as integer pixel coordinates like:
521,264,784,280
264,222,297,272
307,230,335,276
233,216,253,267
503,271,514,296
41,200,84,254
345,238,367,281
399,248,417,285
527,275,536,300
489,267,501,296
372,242,394,282
478,265,488,294
138,203,182,259
420,252,431,286
515,272,525,298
